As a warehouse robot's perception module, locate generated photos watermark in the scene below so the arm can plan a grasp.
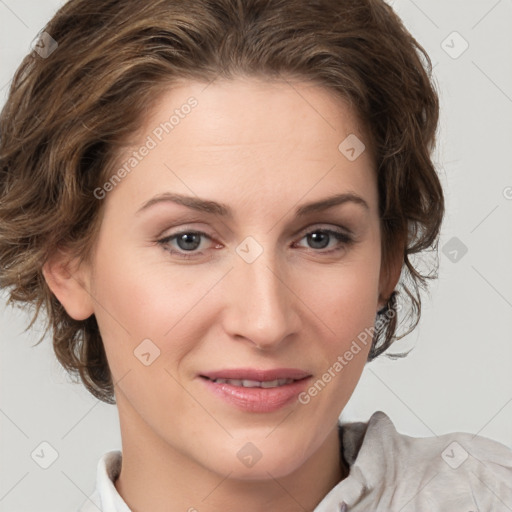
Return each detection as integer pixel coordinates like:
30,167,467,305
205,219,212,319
298,303,402,405
94,96,199,200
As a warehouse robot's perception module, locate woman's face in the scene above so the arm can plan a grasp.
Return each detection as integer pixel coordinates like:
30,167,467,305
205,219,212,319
70,77,394,479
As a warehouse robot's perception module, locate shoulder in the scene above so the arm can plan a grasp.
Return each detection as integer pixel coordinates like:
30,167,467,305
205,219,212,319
339,411,512,511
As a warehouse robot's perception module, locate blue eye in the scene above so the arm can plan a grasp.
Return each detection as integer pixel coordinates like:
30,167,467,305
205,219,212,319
296,229,353,251
158,231,209,259
157,227,353,260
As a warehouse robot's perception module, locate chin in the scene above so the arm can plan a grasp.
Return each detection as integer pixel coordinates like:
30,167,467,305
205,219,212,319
204,435,310,481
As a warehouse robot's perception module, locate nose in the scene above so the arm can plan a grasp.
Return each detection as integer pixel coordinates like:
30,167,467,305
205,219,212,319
222,246,302,351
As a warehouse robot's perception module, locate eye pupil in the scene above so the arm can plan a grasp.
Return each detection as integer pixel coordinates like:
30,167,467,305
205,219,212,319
177,232,201,251
308,231,329,249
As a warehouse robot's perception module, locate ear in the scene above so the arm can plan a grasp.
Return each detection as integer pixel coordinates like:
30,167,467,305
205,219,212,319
42,248,95,321
377,235,404,310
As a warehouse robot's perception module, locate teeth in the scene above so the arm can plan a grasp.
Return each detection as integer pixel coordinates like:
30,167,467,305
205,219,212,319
211,378,295,388
261,379,292,388
241,379,261,388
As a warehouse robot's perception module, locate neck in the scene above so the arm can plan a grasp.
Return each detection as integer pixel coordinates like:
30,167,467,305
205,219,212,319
114,400,347,512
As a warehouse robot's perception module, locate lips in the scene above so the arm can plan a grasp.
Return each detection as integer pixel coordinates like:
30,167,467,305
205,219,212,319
198,368,312,413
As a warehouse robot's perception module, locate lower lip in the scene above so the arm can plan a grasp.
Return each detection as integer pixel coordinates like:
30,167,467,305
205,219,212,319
200,377,311,413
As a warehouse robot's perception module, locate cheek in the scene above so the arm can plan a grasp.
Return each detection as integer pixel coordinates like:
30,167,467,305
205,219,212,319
302,248,381,340
89,245,217,374
315,272,377,365
296,248,381,391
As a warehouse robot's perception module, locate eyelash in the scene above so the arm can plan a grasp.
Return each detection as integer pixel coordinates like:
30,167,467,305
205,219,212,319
157,227,354,260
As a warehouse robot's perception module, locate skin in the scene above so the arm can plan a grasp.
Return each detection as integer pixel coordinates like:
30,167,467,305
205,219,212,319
44,76,402,512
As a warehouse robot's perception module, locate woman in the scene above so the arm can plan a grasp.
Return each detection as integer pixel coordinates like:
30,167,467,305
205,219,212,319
1,0,511,510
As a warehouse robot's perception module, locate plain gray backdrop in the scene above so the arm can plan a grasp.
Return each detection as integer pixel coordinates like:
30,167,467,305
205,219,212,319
1,0,512,510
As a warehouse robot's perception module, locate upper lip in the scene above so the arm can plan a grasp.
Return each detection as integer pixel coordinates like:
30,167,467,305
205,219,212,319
200,368,311,381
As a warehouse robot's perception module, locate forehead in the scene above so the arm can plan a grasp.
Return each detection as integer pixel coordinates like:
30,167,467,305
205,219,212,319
105,77,377,217
142,77,370,149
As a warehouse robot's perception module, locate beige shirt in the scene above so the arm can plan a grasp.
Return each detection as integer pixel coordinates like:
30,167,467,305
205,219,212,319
77,410,512,511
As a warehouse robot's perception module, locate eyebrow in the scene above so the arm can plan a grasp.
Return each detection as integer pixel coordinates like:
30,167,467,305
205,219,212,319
136,191,369,217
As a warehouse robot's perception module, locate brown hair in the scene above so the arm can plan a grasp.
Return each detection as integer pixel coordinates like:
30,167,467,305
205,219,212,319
0,0,444,404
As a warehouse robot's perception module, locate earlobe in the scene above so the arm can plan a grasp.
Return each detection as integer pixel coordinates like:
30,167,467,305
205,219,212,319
42,250,95,321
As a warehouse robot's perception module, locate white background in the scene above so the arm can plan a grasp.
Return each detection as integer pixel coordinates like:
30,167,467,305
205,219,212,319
1,0,512,510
